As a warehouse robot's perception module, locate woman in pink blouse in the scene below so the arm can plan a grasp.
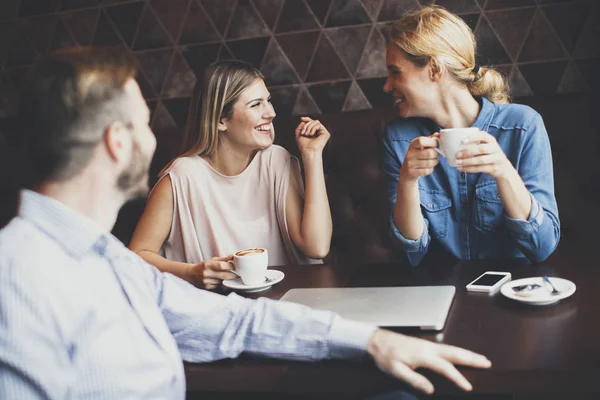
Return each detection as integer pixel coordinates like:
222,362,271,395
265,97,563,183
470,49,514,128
129,60,332,289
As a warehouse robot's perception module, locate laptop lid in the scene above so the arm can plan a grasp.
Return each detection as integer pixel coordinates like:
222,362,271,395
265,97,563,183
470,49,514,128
279,286,456,331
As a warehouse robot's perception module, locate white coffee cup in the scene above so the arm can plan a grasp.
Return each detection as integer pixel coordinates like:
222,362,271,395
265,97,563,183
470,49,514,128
434,127,479,167
229,248,268,286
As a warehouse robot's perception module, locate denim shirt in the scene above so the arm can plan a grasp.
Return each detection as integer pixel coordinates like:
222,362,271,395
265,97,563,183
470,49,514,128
382,97,560,267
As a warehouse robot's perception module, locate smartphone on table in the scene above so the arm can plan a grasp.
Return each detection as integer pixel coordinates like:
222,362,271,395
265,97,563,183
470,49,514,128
466,271,511,294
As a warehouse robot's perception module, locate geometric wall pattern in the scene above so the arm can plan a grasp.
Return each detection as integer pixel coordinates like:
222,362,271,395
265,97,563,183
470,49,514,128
0,0,598,132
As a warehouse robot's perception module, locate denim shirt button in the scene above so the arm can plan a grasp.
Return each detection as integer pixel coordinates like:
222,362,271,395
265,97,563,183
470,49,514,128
427,203,433,209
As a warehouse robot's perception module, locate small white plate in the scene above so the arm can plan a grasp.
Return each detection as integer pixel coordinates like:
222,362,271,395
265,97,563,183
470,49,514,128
500,277,576,306
223,270,285,293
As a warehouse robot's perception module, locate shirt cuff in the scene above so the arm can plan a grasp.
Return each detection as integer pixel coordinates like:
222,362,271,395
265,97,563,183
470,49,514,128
389,213,429,252
327,316,376,360
503,193,544,236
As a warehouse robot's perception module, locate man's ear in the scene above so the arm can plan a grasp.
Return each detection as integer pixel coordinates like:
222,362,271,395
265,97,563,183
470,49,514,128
104,121,131,162
429,58,444,82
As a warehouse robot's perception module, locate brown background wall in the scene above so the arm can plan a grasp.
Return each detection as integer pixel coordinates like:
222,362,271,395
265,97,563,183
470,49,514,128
1,0,598,121
0,0,598,242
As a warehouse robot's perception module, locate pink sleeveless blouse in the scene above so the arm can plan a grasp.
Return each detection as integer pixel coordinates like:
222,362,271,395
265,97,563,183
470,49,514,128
158,145,321,266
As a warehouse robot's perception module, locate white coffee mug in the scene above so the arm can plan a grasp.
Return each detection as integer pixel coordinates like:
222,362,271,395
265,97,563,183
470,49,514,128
229,248,268,286
434,127,479,167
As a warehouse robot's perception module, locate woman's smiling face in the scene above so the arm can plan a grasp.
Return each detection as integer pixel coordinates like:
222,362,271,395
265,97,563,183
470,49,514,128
383,43,439,120
219,78,276,150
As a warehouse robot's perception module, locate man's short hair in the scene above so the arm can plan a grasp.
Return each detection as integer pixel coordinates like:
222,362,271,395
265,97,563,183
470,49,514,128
16,47,139,184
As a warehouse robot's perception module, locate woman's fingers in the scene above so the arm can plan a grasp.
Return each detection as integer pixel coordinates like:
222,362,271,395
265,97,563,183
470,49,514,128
308,122,321,136
207,271,238,281
296,120,321,136
456,152,505,174
457,164,495,174
205,259,234,271
203,260,238,281
456,154,496,167
416,148,439,160
295,122,306,134
415,159,439,169
213,254,234,262
301,120,321,136
403,146,439,179
411,136,438,149
203,268,237,281
456,142,497,159
455,130,501,163
298,117,314,135
462,130,492,144
406,156,438,169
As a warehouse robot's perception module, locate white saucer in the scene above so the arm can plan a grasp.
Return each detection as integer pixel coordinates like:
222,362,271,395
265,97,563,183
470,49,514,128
500,277,576,306
223,270,285,293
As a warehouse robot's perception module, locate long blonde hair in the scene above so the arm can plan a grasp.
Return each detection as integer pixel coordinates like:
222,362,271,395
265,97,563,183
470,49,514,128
389,6,510,104
160,60,264,176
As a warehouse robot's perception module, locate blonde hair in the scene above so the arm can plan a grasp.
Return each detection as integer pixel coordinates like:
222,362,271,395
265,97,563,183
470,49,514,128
160,60,265,176
389,6,510,104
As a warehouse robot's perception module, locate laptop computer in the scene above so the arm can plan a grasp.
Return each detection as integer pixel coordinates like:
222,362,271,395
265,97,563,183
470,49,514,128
279,286,456,331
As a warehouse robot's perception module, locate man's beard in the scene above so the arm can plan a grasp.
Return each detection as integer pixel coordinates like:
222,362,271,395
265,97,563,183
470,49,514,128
117,141,151,201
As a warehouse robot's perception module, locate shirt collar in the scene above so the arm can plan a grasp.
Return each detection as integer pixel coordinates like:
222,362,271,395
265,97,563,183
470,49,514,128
471,96,496,132
18,189,110,259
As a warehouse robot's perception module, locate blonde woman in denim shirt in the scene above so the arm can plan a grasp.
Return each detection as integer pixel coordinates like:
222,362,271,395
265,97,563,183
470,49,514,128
381,6,560,267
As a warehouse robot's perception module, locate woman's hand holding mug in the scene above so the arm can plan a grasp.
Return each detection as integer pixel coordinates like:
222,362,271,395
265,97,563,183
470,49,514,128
186,255,237,290
399,135,440,183
454,130,513,179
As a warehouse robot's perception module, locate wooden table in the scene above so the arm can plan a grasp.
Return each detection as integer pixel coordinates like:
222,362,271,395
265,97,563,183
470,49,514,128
185,250,600,397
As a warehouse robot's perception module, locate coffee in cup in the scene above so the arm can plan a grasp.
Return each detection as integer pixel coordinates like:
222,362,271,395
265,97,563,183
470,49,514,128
235,248,265,257
434,127,479,167
229,247,268,286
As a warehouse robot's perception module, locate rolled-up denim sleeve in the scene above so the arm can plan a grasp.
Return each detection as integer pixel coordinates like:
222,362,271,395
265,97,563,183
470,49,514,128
503,193,543,234
505,112,560,262
389,212,430,266
382,127,431,267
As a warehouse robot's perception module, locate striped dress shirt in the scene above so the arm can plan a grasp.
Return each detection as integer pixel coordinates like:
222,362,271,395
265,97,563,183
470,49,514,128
0,190,375,399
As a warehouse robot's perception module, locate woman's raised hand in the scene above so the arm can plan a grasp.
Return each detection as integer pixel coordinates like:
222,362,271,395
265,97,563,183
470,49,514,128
295,116,331,155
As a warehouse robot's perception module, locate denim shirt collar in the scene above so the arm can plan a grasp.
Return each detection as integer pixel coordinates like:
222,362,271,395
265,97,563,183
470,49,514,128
19,189,109,260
